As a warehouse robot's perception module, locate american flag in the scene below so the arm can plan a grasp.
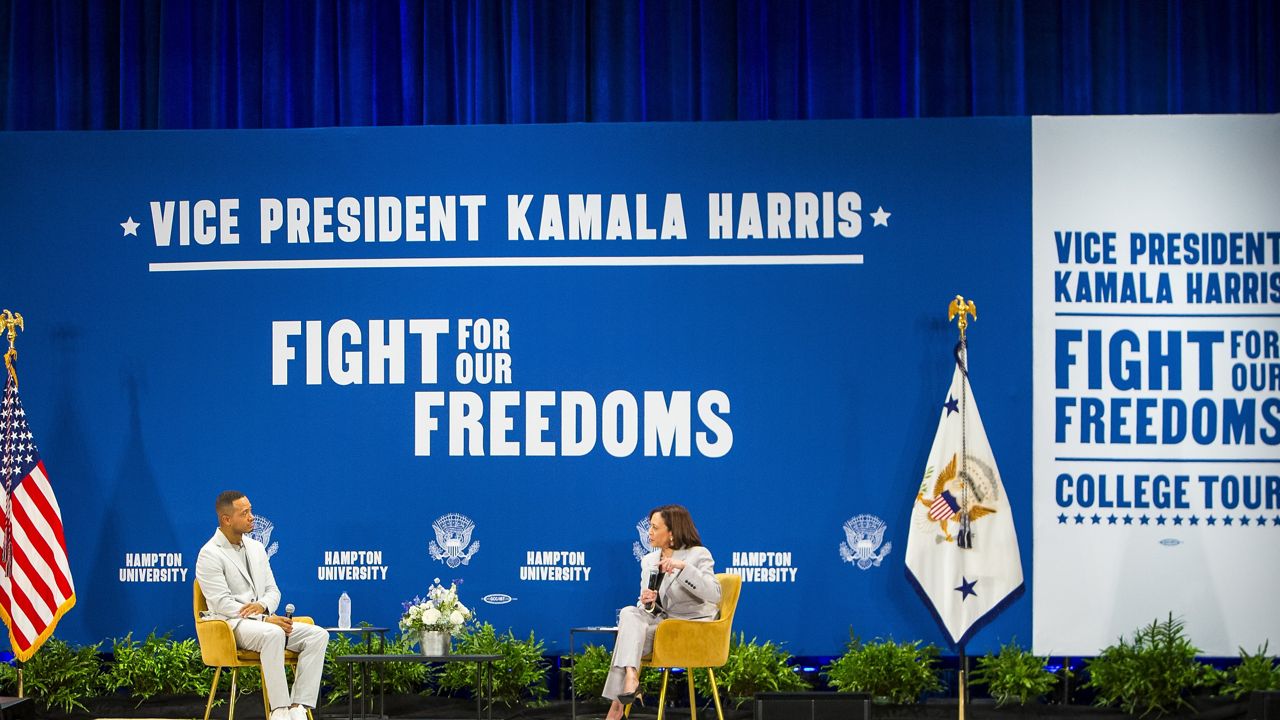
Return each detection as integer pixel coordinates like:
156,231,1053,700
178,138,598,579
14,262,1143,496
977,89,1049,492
0,366,75,661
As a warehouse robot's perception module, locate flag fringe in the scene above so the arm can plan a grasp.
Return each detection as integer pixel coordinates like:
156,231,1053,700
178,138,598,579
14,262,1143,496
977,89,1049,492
0,592,76,662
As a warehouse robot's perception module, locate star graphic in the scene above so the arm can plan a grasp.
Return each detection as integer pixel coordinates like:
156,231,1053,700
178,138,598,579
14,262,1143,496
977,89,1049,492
1057,513,1068,524
121,216,140,236
1156,515,1167,526
1257,516,1267,527
1189,516,1199,526
1107,514,1117,525
1074,514,1085,524
1272,516,1280,526
943,395,959,416
1207,515,1217,526
1172,515,1183,526
1223,516,1233,526
1123,514,1134,525
955,577,978,601
870,206,891,227
1090,514,1101,525
1239,515,1250,526
1139,515,1150,525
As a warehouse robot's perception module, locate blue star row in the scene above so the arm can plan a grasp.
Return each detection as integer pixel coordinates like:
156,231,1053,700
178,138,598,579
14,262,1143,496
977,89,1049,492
1056,512,1280,527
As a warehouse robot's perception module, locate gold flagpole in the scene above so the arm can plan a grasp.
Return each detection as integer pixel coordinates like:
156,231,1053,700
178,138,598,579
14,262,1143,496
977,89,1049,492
1,311,22,696
947,296,976,720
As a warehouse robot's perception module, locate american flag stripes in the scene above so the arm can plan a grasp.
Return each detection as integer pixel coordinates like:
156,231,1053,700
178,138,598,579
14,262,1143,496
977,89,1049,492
0,365,75,661
928,491,960,522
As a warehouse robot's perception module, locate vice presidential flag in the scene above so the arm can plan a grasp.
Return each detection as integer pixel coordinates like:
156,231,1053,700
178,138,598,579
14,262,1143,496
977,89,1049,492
0,364,75,661
905,345,1022,646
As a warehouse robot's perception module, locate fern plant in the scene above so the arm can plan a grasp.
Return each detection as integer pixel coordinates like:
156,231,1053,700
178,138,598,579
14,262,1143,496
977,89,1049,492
1222,642,1280,699
1085,613,1218,717
969,638,1059,706
823,636,941,704
437,623,550,706
0,638,109,713
108,631,214,704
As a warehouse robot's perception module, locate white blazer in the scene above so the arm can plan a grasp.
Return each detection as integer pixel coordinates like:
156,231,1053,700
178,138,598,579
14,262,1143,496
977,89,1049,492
639,546,721,620
195,529,282,629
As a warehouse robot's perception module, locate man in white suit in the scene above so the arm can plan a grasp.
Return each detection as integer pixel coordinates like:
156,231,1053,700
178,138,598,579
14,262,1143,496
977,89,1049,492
195,491,328,720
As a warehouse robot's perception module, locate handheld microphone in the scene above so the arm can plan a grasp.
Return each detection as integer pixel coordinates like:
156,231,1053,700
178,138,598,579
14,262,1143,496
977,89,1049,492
644,570,663,615
284,603,295,619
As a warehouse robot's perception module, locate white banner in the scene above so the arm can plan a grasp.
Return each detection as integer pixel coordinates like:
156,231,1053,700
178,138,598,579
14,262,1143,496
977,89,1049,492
1032,115,1280,655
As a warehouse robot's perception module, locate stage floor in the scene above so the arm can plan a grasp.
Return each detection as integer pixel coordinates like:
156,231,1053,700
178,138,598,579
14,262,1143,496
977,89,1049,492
52,695,1254,720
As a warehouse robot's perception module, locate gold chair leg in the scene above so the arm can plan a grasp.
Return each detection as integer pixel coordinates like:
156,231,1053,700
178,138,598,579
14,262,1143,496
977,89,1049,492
656,668,670,720
261,679,271,720
228,668,238,720
688,669,698,720
707,668,725,720
204,667,222,720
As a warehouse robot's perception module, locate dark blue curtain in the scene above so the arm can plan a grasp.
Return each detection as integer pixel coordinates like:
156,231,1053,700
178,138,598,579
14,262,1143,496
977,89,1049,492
2,0,1276,130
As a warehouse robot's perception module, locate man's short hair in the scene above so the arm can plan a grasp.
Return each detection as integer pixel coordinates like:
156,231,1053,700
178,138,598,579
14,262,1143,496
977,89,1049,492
215,490,246,517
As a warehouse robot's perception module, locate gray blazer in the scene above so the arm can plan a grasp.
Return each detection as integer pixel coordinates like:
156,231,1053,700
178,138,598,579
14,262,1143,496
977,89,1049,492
639,546,721,620
195,529,281,629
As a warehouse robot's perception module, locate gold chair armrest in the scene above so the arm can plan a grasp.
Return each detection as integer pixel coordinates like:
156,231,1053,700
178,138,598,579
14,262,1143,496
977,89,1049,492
195,617,239,666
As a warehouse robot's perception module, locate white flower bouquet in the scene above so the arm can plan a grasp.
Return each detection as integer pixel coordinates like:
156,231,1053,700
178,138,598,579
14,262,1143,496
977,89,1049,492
399,578,473,636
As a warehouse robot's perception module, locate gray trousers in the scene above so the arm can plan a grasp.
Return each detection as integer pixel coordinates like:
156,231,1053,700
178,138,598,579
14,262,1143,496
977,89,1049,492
603,606,662,701
233,620,330,709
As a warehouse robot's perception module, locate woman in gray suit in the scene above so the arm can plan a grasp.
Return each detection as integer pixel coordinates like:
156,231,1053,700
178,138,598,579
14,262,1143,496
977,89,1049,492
603,504,721,720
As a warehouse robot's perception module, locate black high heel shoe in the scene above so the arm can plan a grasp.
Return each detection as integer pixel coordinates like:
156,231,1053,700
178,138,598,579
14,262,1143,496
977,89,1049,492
617,681,644,707
619,690,644,718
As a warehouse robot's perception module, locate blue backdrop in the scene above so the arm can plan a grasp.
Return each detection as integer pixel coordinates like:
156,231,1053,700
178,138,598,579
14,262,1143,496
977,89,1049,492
0,117,1031,655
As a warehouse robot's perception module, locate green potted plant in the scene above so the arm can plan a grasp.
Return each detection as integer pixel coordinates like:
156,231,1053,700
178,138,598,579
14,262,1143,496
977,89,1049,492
0,638,108,713
437,622,550,706
969,638,1059,706
1221,642,1280,699
1085,613,1220,717
823,635,941,704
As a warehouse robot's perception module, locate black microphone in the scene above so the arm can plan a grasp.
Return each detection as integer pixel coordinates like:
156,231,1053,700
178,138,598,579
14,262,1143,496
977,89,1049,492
284,603,295,619
644,570,663,615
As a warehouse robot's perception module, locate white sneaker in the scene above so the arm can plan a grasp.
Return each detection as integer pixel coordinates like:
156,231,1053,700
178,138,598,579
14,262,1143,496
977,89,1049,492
269,709,290,720
289,706,310,720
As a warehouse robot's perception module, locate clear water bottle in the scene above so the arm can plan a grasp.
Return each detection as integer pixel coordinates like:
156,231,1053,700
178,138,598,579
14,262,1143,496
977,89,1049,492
338,592,351,628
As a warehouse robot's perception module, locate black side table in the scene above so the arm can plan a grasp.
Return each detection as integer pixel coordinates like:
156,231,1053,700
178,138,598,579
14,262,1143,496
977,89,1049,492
323,627,390,719
568,626,619,720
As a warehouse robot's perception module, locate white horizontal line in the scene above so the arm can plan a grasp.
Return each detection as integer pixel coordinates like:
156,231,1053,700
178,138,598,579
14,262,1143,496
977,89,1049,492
148,254,864,272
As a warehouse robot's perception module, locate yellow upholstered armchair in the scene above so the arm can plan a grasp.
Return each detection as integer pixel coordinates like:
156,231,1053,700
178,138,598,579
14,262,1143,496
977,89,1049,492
193,580,316,720
630,572,743,720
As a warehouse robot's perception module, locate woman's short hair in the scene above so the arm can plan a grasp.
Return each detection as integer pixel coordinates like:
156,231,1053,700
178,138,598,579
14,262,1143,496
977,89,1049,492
649,504,703,549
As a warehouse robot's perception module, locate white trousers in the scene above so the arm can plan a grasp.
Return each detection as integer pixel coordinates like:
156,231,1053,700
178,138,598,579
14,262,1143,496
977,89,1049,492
602,606,662,701
233,620,330,709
